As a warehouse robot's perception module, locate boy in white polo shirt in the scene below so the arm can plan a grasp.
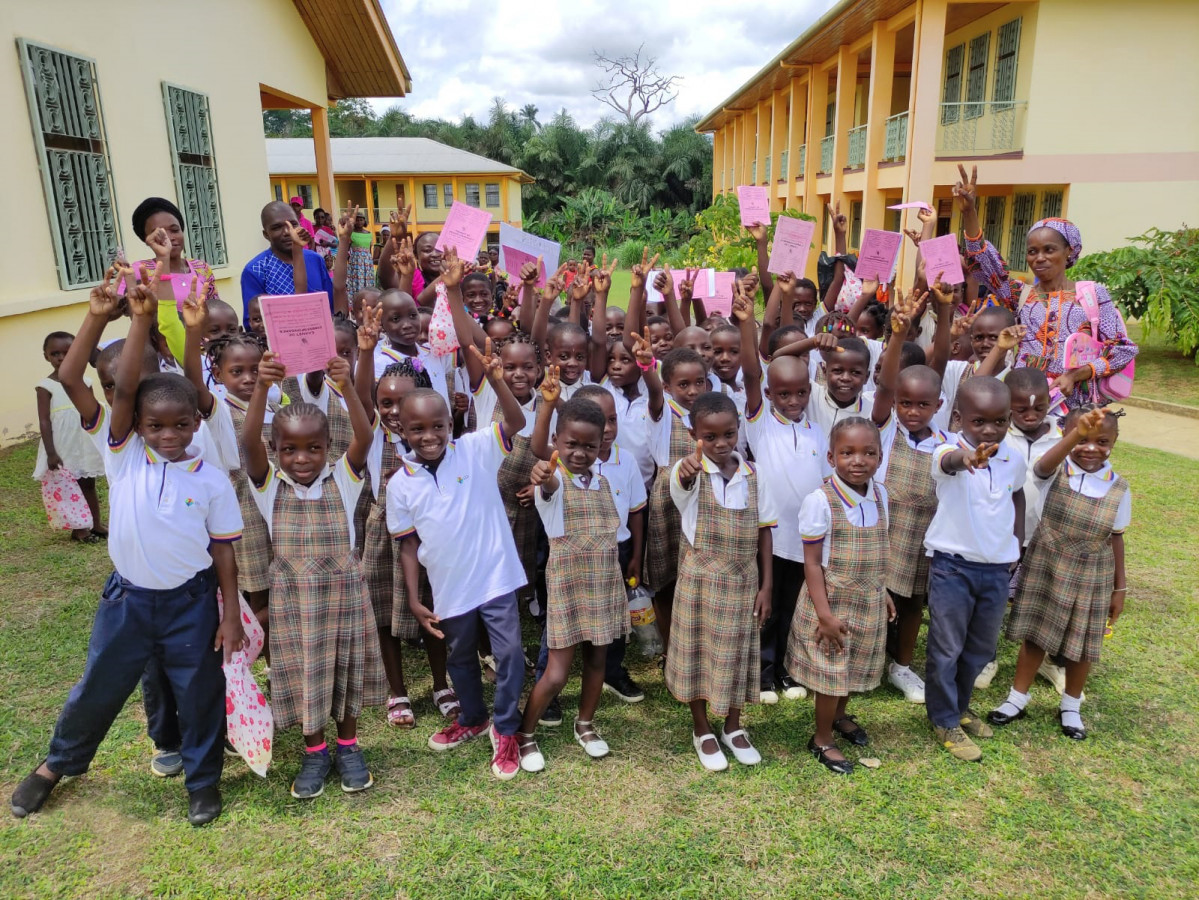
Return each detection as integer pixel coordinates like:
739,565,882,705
923,376,1026,762
12,277,245,826
387,341,528,781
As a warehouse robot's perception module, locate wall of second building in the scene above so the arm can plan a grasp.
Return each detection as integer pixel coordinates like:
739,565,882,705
1,0,329,444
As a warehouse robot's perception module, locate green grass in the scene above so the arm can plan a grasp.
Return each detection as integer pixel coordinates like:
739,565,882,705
2,438,1197,899
1126,322,1199,408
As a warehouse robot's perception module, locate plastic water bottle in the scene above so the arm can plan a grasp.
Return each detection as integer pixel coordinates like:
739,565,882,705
627,578,663,657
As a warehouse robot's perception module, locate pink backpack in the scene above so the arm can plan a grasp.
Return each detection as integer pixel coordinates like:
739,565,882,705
1060,281,1135,401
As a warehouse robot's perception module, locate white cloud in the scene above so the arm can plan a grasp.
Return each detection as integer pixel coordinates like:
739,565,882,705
373,0,839,130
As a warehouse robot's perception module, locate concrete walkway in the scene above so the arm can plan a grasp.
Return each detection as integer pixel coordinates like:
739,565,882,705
1115,404,1199,460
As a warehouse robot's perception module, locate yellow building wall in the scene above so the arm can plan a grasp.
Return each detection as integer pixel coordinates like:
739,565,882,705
2,0,329,443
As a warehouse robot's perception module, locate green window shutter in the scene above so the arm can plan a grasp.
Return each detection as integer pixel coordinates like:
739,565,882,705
162,84,228,266
1040,190,1064,220
423,184,437,207
18,39,121,289
1008,192,1036,263
965,33,990,120
984,195,1007,255
993,18,1022,109
941,44,965,125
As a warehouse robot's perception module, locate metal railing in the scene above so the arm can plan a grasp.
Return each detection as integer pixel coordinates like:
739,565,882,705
937,101,1028,155
779,150,788,180
884,111,908,161
819,135,834,174
764,155,771,182
847,125,868,168
797,143,806,177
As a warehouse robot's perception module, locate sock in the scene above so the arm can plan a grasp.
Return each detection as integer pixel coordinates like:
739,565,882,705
1060,693,1083,730
995,687,1030,718
306,742,329,755
336,737,358,749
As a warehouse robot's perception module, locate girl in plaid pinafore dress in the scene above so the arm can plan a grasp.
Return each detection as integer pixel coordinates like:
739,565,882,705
645,399,694,593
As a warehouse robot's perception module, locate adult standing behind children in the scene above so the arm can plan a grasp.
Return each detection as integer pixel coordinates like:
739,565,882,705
240,201,337,329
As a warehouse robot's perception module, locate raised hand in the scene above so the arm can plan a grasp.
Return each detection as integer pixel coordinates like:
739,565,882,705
953,164,978,213
530,450,561,488
390,204,413,231
145,226,173,262
951,313,975,340
631,327,654,368
180,274,208,331
326,355,352,391
740,267,760,298
776,270,797,297
812,332,841,353
337,205,359,241
903,227,924,248
357,303,383,351
963,441,999,472
569,261,593,301
125,265,159,319
630,247,660,290
1074,407,1108,441
539,365,561,404
468,336,502,380
88,266,124,318
592,254,617,293
392,235,416,277
652,268,674,299
731,289,754,323
828,200,847,235
917,206,935,225
500,283,520,317
747,222,768,242
996,324,1027,351
519,257,543,286
258,351,286,387
287,222,310,247
929,273,954,307
676,439,705,485
440,246,465,287
678,268,696,302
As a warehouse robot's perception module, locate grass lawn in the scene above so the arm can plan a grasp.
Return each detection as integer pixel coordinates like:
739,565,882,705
1125,322,1199,409
2,437,1197,899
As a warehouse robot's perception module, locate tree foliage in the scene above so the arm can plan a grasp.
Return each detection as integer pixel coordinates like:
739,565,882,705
1072,226,1199,362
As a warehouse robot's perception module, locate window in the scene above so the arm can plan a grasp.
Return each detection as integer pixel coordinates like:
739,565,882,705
825,102,835,137
273,183,283,202
850,200,863,249
485,183,500,207
941,44,965,124
295,184,312,209
993,18,1022,109
1040,190,1064,220
983,196,1006,255
443,184,453,208
162,85,228,266
965,33,990,120
464,183,480,207
423,184,438,208
17,39,120,289
1008,192,1036,262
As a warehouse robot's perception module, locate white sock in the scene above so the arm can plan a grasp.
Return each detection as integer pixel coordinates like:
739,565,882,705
1060,692,1083,730
995,687,1030,718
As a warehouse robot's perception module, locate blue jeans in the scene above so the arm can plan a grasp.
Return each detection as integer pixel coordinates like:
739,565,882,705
46,569,226,792
924,552,1010,729
440,592,525,736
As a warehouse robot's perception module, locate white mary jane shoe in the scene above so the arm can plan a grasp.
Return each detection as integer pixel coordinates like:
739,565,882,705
574,720,610,759
692,732,729,771
720,728,762,766
517,733,545,773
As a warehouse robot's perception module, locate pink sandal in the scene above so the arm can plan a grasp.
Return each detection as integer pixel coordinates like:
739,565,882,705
387,696,415,728
433,688,461,720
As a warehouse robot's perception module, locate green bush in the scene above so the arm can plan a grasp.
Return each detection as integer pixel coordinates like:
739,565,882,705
682,193,815,271
1072,226,1199,362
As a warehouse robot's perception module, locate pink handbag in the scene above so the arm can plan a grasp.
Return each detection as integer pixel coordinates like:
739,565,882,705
426,282,459,357
40,468,93,531
1062,281,1135,401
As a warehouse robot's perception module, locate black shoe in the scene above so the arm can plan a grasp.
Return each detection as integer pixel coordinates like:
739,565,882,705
11,767,58,818
807,737,854,775
603,672,645,703
832,715,870,747
187,785,222,827
334,745,374,793
538,697,563,727
290,751,333,799
1058,711,1087,741
987,706,1028,727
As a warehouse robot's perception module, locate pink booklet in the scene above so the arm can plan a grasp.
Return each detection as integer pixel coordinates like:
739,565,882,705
855,229,904,282
435,202,493,261
917,233,965,285
767,217,816,276
706,272,737,316
258,292,337,376
737,186,771,227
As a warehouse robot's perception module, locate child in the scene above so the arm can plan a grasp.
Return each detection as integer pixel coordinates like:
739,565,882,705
34,331,106,541
734,288,830,704
386,322,529,781
923,377,1026,762
244,349,386,799
517,397,630,770
988,407,1129,740
644,347,708,647
373,288,453,403
647,316,675,359
600,335,662,489
775,335,873,435
667,392,776,771
788,416,892,775
12,270,245,826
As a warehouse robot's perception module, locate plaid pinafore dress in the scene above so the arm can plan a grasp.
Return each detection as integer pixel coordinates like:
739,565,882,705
545,476,628,650
361,433,434,639
267,467,387,733
787,481,889,696
665,466,761,715
1008,470,1128,662
493,398,540,596
883,432,939,599
644,402,695,592
225,398,273,593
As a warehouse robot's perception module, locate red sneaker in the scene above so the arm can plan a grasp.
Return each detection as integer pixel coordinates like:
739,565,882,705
489,725,521,781
428,719,489,751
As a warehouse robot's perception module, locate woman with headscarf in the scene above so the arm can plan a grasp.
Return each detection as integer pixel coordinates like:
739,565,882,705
289,196,316,239
954,166,1137,409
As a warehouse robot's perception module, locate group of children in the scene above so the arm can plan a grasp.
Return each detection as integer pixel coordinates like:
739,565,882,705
14,190,1130,826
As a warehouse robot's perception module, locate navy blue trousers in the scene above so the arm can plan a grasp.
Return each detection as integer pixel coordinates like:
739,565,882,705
441,591,525,735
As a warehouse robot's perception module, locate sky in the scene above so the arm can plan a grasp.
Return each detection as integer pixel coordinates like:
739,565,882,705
376,0,840,131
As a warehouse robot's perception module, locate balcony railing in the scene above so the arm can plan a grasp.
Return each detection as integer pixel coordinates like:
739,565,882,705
797,143,806,177
847,125,868,168
937,101,1028,155
819,135,834,174
779,150,788,180
751,161,757,182
764,155,771,183
884,111,908,162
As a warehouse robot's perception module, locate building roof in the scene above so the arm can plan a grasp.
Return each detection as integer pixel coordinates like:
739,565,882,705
266,137,534,181
292,0,412,99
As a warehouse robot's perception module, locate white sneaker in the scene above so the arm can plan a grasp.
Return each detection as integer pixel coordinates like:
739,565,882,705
720,728,762,766
1038,660,1084,700
888,663,926,704
692,733,728,771
759,689,779,705
974,659,999,689
779,677,808,700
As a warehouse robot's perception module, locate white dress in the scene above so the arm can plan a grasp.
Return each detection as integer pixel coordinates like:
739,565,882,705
32,378,105,480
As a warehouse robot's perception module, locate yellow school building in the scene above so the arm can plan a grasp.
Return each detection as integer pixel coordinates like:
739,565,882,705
697,0,1199,284
267,137,533,248
0,0,409,444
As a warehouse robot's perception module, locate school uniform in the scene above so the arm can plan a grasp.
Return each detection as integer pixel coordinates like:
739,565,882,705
1006,422,1063,545
665,453,778,715
281,375,354,462
712,377,749,456
923,435,1026,730
603,380,655,487
386,425,527,735
807,383,873,437
1008,461,1130,662
941,359,1011,432
644,397,695,592
745,401,830,690
46,407,241,793
373,342,453,405
251,455,387,733
787,476,890,696
559,372,594,401
877,418,949,600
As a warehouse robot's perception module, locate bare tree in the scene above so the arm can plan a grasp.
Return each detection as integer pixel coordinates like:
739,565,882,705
592,44,681,124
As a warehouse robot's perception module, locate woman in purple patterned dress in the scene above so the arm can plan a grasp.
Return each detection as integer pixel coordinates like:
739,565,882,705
953,165,1138,409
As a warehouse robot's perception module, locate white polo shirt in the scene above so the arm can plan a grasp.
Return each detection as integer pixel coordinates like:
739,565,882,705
745,402,830,562
924,433,1027,565
535,465,609,539
366,421,408,500
669,452,778,546
876,416,949,485
595,443,648,543
1007,421,1063,544
251,454,367,546
290,374,350,417
558,371,594,401
374,342,452,405
940,359,1011,432
603,380,655,487
808,383,874,438
87,405,243,590
798,474,890,566
1034,459,1131,533
651,397,692,468
472,378,537,438
386,424,527,619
